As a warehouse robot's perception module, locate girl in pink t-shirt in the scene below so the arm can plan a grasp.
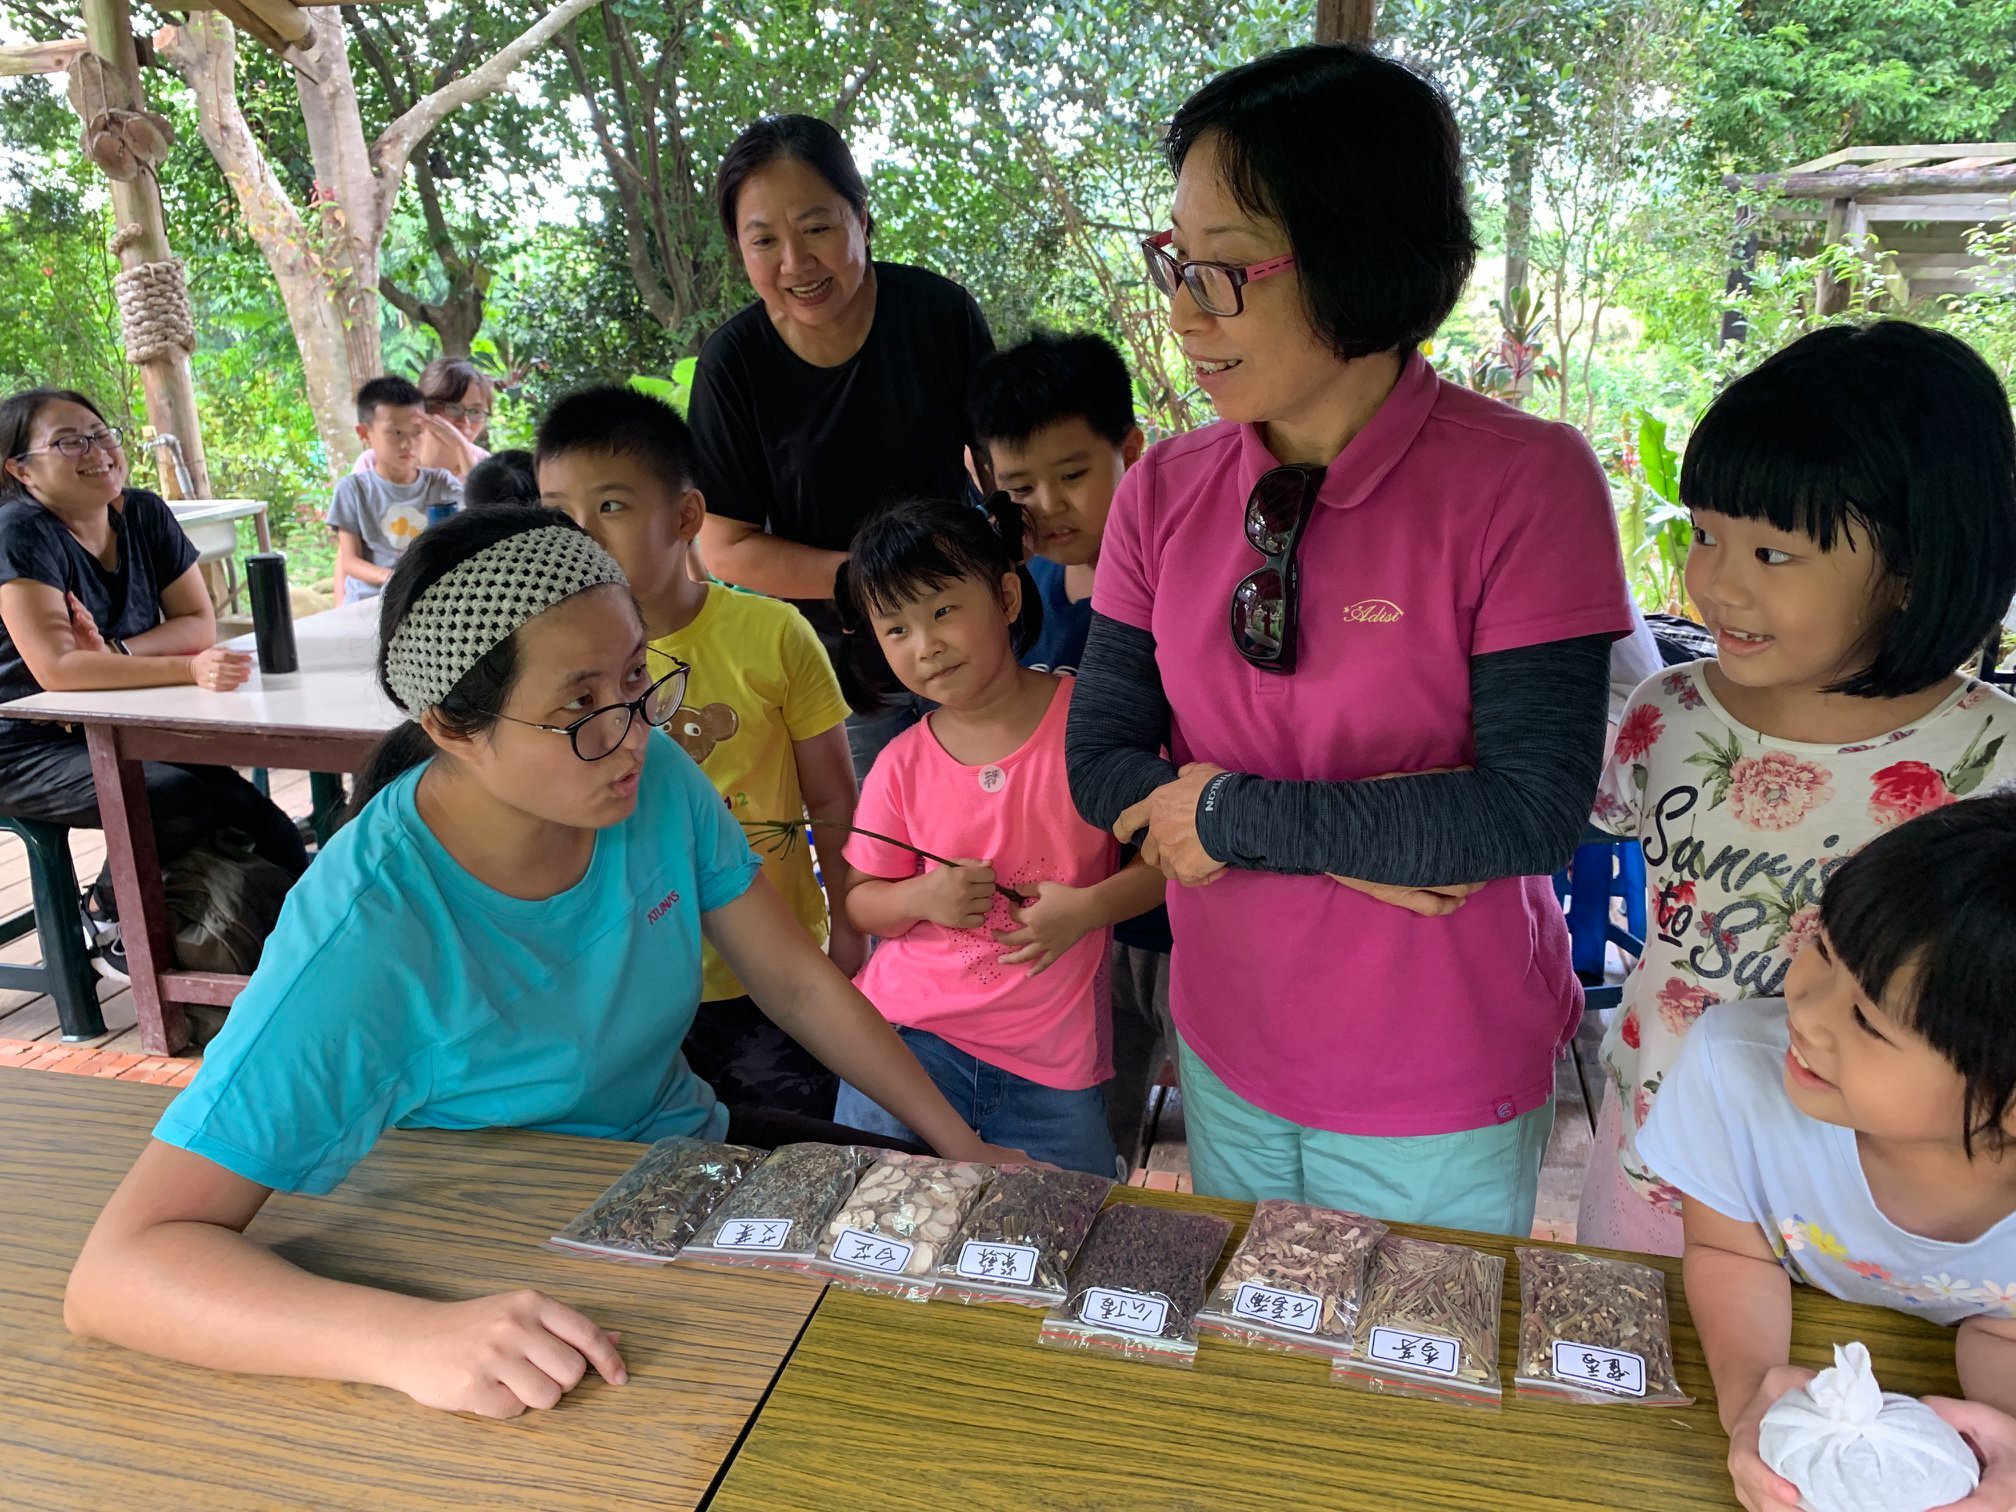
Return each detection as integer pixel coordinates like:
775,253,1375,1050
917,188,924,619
833,497,1164,1175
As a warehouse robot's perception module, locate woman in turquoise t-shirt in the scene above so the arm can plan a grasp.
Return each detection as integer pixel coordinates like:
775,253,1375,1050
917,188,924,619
65,507,1018,1419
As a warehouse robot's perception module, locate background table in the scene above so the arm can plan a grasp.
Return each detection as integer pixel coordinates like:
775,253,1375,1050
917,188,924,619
4,599,398,1052
0,1068,825,1511
710,1187,1964,1512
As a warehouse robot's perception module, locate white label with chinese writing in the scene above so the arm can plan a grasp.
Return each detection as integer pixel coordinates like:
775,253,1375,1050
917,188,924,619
1552,1339,1647,1397
1232,1281,1322,1335
831,1227,914,1275
1365,1325,1462,1377
955,1239,1040,1286
708,1218,793,1252
1079,1287,1170,1336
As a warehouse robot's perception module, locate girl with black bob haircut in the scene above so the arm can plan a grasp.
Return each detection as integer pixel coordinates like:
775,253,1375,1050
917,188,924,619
1163,43,1477,359
68,504,1021,1421
1638,792,2016,1508
1680,320,2016,699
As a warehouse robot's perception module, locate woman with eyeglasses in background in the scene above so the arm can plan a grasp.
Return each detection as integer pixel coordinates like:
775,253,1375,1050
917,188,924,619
63,505,1021,1418
0,387,308,976
1064,46,1634,1236
353,357,494,481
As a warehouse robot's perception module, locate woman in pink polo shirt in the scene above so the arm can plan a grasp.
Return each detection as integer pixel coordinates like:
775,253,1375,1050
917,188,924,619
1066,44,1634,1236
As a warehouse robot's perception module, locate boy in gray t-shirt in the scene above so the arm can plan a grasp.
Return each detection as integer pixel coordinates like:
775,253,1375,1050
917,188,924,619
330,376,461,603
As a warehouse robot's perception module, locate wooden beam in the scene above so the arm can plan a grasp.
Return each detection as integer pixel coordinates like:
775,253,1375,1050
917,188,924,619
230,0,312,46
1316,0,1378,44
175,0,415,7
1790,143,2016,173
1727,166,2016,198
206,0,289,56
0,38,88,76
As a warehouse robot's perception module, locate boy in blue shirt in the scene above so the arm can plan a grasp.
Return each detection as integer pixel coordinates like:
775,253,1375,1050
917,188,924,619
970,330,1170,1167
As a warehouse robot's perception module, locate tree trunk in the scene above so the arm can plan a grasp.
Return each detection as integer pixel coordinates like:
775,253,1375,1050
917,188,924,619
1315,0,1378,44
1503,133,1535,310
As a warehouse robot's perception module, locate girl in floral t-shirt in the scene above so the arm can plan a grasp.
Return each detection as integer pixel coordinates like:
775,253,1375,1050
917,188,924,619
1580,321,2016,1255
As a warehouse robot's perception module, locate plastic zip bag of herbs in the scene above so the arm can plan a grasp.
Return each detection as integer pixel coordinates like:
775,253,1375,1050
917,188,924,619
549,1136,765,1264
1333,1234,1507,1408
815,1152,995,1301
1038,1202,1232,1368
932,1165,1114,1308
1513,1247,1692,1406
679,1143,872,1275
1195,1199,1387,1359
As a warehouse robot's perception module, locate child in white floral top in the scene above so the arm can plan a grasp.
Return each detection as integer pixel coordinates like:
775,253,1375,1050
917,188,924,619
1639,796,2016,1511
1581,321,2016,1256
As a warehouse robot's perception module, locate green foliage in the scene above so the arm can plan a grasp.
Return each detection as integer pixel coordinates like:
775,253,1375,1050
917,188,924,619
628,358,700,417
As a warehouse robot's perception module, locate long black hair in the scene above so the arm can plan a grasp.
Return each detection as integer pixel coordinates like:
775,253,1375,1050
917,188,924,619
834,494,1043,706
715,113,872,245
1680,321,2016,700
0,387,109,503
350,505,597,816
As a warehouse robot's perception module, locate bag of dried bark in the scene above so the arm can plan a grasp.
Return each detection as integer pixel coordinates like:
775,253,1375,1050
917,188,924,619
1037,1202,1233,1368
549,1137,766,1264
1195,1199,1387,1359
1512,1247,1692,1406
815,1152,995,1301
932,1165,1114,1308
679,1143,873,1275
1333,1234,1507,1409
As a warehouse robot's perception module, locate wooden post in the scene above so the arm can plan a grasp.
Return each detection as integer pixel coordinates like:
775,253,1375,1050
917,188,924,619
79,0,211,499
1719,202,1759,346
1316,0,1378,45
1816,196,1850,317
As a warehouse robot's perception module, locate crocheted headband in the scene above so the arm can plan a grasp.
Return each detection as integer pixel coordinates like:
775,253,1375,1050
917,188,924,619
383,524,628,714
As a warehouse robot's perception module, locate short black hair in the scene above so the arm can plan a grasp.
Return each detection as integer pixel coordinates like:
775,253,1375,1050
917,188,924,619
1820,792,2016,1154
535,385,697,499
462,449,538,511
1165,45,1476,360
835,496,1044,702
971,330,1137,450
1681,321,2016,699
716,113,872,244
356,376,424,424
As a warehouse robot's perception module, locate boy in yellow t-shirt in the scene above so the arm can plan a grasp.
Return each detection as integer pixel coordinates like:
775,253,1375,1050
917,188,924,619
536,385,859,1116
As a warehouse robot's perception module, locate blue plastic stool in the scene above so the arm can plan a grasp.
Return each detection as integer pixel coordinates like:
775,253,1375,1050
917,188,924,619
1554,834,1646,989
0,816,105,1040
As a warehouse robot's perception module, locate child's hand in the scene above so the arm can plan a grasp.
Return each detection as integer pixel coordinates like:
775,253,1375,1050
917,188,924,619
1328,874,1487,917
827,916,868,979
993,880,1098,976
191,645,254,692
386,1288,627,1418
1924,1398,2016,1510
1728,1366,1816,1511
65,592,108,654
916,858,996,930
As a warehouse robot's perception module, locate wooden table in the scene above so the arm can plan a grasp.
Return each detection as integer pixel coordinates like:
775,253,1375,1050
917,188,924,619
0,1069,826,1511
5,600,399,1053
711,1187,1964,1512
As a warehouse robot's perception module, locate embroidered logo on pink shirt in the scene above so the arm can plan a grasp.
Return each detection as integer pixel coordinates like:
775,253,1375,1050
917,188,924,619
1342,599,1405,624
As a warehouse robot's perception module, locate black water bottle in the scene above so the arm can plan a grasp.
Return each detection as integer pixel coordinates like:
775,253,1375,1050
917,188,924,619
245,552,298,675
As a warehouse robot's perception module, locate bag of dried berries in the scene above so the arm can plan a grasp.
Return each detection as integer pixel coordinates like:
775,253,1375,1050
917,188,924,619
1512,1247,1693,1406
549,1136,766,1264
814,1151,996,1301
1195,1199,1387,1359
1037,1202,1233,1368
679,1143,874,1275
1333,1234,1507,1409
932,1165,1114,1308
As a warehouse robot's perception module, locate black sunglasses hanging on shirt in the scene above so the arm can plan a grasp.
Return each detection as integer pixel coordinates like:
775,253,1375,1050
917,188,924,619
1230,464,1326,674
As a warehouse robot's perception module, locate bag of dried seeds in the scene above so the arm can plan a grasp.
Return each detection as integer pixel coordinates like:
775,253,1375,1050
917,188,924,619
1195,1199,1387,1359
549,1136,765,1264
679,1142,872,1275
815,1152,995,1301
1333,1234,1507,1408
932,1165,1114,1308
1037,1202,1233,1368
1513,1247,1692,1406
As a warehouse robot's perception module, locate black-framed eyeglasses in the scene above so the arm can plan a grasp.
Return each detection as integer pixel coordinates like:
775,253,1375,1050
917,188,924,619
1231,465,1325,674
491,656,689,761
12,427,126,462
432,402,491,425
1141,230,1297,319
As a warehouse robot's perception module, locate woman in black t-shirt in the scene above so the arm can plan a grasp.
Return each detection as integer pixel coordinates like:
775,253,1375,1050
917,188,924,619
690,114,995,776
0,388,308,975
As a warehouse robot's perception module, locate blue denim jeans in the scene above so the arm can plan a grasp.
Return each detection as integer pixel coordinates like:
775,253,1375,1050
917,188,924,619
835,1026,1120,1178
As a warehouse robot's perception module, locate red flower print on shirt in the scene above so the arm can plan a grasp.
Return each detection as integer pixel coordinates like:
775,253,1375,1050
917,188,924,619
1654,879,1696,931
1632,1084,1653,1129
1654,977,1719,1034
1780,904,1823,960
1869,760,1957,827
1620,1010,1641,1050
1615,703,1664,763
1662,670,1705,710
1726,751,1835,831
